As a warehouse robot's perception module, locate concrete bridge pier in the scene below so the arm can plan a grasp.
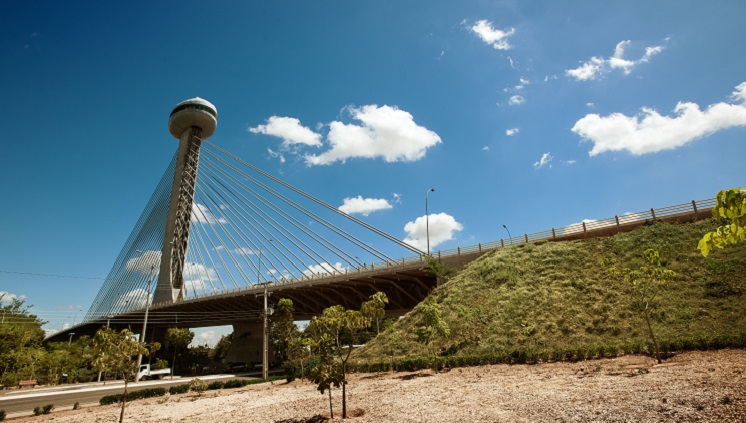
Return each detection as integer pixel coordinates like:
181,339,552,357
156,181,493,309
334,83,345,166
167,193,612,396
226,321,271,368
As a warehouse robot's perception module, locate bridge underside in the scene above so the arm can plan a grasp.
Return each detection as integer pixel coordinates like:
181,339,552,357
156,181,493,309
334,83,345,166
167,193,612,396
47,265,437,342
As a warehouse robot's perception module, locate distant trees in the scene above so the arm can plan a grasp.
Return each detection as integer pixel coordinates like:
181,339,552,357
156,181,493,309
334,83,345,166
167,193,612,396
271,298,297,362
166,328,194,379
699,188,746,257
0,298,46,387
361,292,388,335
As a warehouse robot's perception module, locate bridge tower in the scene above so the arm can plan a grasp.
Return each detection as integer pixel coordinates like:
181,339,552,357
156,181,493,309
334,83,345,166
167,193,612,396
154,97,218,304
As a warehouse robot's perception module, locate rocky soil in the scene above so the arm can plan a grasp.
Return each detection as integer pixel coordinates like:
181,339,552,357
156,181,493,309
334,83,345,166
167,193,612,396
11,349,746,422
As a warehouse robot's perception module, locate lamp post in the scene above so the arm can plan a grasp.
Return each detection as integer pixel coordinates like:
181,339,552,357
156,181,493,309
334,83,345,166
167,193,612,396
135,250,155,382
258,240,273,381
426,188,435,255
502,224,513,245
68,332,75,345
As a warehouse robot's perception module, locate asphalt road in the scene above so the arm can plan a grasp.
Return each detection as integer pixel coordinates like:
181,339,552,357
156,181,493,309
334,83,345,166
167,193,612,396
0,374,259,417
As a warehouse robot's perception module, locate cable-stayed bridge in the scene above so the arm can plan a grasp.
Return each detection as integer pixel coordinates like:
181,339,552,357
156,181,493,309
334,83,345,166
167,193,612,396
47,98,714,363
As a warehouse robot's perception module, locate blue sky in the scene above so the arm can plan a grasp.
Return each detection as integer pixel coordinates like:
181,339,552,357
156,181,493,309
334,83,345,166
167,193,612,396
1,1,744,345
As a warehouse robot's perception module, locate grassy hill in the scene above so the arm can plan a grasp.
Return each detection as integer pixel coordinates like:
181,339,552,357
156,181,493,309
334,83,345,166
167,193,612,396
352,219,745,367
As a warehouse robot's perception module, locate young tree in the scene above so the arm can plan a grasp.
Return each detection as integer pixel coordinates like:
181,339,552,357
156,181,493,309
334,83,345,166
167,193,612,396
698,188,746,257
312,305,369,419
166,328,194,379
308,332,342,419
270,298,296,362
361,292,388,335
91,328,149,423
603,249,675,364
415,301,450,373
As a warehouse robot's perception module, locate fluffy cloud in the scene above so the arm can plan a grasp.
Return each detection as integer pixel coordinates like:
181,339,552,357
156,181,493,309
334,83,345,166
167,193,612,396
471,20,515,50
338,196,393,216
403,213,463,251
506,128,519,136
305,105,441,165
509,95,524,106
0,291,26,304
572,82,746,156
533,152,553,169
249,116,322,147
112,288,149,311
125,250,161,273
566,40,665,81
183,262,217,293
303,262,345,277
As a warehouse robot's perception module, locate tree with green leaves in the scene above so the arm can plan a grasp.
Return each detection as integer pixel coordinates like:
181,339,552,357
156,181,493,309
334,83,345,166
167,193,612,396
270,298,296,362
311,305,369,419
698,188,746,257
361,292,388,335
211,333,232,362
288,337,311,380
166,328,194,379
603,249,675,364
415,301,450,373
91,327,149,423
0,298,46,387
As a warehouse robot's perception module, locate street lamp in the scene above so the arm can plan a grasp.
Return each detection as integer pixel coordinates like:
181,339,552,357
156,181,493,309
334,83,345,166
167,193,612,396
426,188,435,255
258,240,273,381
68,332,75,345
502,224,513,245
135,250,155,382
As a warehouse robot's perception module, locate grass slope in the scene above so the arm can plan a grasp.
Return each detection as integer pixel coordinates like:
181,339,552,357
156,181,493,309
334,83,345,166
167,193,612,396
353,219,745,363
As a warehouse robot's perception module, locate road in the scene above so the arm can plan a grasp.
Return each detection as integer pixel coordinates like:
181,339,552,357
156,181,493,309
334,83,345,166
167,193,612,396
0,374,261,417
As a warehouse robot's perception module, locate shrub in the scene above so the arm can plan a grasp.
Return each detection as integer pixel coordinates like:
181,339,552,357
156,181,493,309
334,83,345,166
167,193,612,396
222,379,244,389
169,384,190,395
73,402,80,410
283,360,298,382
207,381,224,390
0,409,6,421
190,378,207,396
33,406,41,416
42,404,54,415
99,388,166,405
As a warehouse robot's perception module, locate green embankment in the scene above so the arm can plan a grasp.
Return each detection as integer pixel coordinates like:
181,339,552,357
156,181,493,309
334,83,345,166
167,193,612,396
352,219,745,367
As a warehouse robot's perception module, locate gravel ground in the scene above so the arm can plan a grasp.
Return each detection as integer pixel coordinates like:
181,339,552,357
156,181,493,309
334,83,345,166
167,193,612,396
11,349,745,422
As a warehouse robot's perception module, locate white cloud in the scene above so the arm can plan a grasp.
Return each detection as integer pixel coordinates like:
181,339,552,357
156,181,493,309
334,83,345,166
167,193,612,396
471,20,515,50
533,152,553,169
183,262,217,293
338,196,393,216
564,160,577,165
305,105,441,165
506,128,519,136
566,40,666,81
403,213,464,251
190,326,233,348
586,102,595,108
267,148,286,164
0,291,27,304
192,203,227,225
392,193,402,204
509,95,524,106
482,146,490,151
249,116,322,147
125,250,162,273
303,262,345,277
572,82,746,156
113,288,149,310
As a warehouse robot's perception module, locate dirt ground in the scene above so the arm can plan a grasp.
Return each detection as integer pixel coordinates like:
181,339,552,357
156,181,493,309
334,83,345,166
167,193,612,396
11,349,746,422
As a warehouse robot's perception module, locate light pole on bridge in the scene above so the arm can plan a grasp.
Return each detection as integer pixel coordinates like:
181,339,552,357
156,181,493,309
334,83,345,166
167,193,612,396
503,224,513,245
426,188,435,256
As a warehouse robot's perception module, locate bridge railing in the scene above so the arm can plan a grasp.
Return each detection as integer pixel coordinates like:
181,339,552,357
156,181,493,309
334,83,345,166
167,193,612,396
155,197,716,305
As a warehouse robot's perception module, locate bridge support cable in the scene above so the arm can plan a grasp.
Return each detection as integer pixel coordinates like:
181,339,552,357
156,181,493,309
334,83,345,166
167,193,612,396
201,148,395,263
84,155,177,321
198,160,352,278
195,168,309,281
203,139,426,256
200,158,367,270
